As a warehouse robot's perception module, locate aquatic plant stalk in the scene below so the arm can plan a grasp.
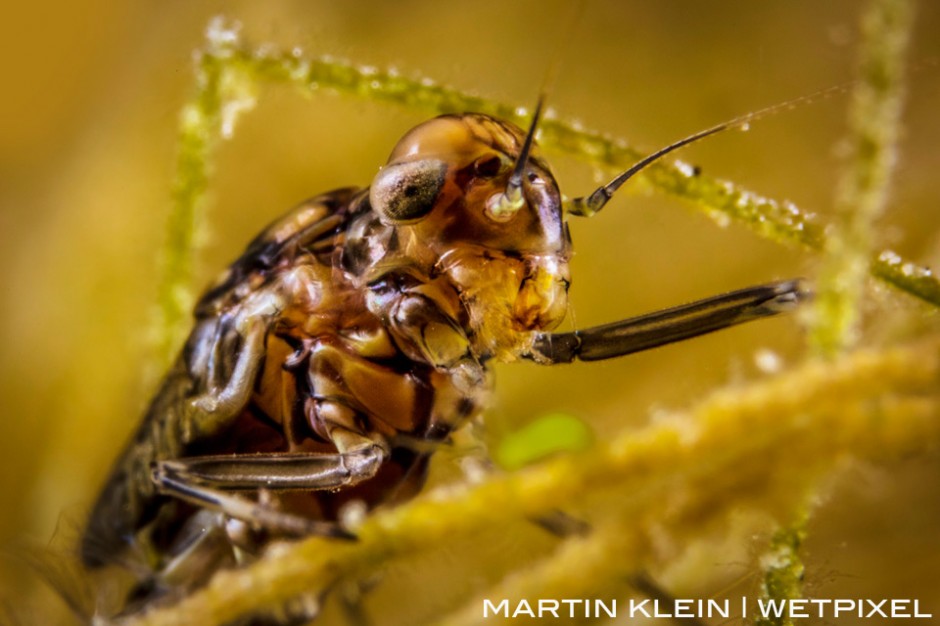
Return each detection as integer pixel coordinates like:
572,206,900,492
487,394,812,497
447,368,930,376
156,17,939,366
121,336,940,626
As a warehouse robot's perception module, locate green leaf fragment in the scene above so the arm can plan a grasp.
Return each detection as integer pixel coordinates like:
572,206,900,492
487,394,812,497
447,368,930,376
495,413,594,471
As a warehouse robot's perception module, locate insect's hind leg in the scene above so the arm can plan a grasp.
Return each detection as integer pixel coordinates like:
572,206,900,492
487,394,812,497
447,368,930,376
526,279,807,363
151,452,382,540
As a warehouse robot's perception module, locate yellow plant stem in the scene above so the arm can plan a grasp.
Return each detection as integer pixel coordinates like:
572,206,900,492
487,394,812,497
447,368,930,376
121,336,940,626
782,1,915,621
755,513,808,626
811,0,916,356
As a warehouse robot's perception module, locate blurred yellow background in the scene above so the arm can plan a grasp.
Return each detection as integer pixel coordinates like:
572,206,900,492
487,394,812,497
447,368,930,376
1,1,938,624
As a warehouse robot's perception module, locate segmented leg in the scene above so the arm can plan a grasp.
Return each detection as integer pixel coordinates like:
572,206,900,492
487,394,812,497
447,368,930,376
369,283,485,391
152,335,414,539
157,510,234,589
305,340,428,437
183,320,268,443
152,458,359,539
526,279,806,363
154,444,386,492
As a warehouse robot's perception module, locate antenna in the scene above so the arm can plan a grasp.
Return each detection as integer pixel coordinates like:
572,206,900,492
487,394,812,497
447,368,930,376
487,0,587,218
565,82,850,217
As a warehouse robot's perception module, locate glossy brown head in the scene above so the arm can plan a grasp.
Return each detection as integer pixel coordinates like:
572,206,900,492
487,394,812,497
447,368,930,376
370,113,568,256
369,113,571,358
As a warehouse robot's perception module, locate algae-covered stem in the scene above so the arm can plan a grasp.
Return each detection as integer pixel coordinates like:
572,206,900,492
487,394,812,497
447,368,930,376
761,1,916,624
155,17,940,367
810,0,916,356
128,14,934,625
157,21,245,366
119,336,940,626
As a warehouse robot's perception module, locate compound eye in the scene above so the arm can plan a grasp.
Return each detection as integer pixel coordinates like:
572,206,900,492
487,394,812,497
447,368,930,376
370,159,447,223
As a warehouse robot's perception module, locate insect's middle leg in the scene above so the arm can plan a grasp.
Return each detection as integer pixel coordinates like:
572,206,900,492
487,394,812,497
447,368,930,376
152,419,387,530
152,423,381,537
151,460,358,538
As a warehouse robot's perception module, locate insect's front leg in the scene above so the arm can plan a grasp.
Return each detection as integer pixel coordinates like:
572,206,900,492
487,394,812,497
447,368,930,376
526,280,807,363
367,273,484,391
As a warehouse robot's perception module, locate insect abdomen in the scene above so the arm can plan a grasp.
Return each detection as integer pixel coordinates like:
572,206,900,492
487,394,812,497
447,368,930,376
80,359,195,568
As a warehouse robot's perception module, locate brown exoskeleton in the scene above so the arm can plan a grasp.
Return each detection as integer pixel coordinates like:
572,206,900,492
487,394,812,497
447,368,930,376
81,99,804,619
